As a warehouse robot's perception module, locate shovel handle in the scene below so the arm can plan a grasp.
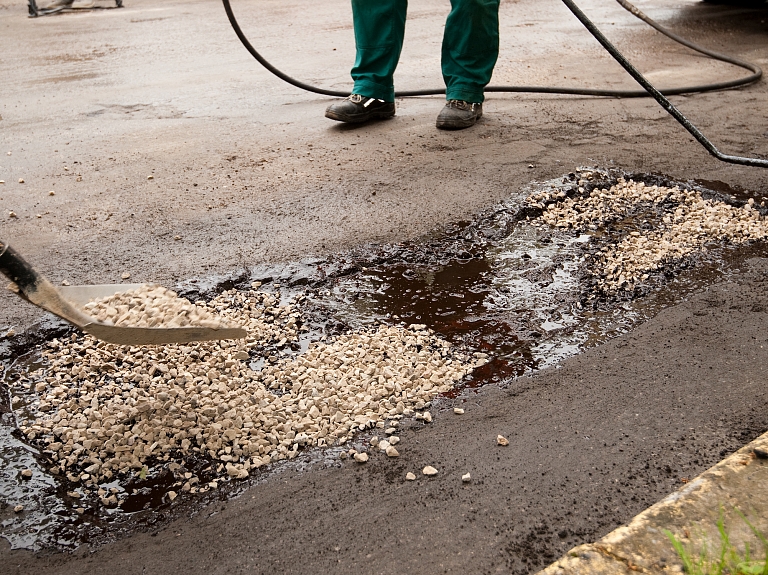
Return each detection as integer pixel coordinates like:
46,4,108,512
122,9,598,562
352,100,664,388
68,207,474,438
0,241,93,328
0,241,43,298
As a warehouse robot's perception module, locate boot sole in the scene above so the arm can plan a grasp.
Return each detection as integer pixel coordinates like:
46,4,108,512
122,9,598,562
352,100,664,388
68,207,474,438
325,110,395,123
436,115,481,130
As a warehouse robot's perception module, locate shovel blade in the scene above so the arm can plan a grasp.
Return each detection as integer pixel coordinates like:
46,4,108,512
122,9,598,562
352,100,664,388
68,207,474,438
1,243,246,346
82,323,248,346
61,284,248,345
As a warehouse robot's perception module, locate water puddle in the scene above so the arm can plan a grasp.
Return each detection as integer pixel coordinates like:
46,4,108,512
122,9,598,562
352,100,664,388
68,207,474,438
1,169,766,551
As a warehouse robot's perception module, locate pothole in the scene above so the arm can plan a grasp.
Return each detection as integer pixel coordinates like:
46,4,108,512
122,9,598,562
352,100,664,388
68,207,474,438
2,168,767,551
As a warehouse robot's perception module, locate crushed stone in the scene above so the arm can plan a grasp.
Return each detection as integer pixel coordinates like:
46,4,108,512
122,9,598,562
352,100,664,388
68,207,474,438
528,178,768,295
83,285,239,330
18,288,483,504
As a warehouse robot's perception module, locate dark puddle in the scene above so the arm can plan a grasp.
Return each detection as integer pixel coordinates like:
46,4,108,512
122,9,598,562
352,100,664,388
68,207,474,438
2,169,767,551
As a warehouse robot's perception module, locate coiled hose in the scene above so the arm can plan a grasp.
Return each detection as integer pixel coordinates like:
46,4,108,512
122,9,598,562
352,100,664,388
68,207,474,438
222,0,768,168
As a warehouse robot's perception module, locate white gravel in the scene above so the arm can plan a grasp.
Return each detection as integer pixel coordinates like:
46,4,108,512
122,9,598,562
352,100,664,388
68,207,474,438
83,285,239,329
529,178,768,294
18,287,484,502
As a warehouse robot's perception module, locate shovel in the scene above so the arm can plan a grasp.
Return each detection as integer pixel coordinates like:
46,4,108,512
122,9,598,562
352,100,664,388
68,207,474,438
0,242,247,345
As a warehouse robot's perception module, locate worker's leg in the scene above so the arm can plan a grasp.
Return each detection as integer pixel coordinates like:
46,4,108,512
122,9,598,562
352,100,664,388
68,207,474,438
441,0,500,103
350,0,408,102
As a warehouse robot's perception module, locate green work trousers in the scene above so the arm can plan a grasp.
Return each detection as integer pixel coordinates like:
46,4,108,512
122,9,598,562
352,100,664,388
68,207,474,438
350,0,500,103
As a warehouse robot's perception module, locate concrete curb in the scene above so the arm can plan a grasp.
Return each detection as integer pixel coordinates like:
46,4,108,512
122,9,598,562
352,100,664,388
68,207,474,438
537,431,768,574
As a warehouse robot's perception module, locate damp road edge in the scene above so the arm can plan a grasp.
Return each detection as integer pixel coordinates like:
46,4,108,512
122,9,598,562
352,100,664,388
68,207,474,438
536,431,768,574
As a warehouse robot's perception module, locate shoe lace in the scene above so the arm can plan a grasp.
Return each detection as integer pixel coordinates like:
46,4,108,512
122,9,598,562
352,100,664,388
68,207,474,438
446,100,478,111
348,94,364,104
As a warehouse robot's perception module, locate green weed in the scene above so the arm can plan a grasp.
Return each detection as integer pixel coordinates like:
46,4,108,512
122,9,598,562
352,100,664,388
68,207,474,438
663,510,768,575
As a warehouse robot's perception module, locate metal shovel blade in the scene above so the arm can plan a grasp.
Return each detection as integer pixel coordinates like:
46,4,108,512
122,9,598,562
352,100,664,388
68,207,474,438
1,242,247,346
61,284,247,346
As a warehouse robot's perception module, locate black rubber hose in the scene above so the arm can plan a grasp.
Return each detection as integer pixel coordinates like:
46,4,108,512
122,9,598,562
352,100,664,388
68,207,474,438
613,0,761,93
560,0,768,168
222,0,761,98
222,0,768,168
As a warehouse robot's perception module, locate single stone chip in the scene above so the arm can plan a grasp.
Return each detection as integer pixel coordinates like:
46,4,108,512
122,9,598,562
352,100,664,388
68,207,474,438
405,472,416,481
422,466,438,476
454,408,464,415
354,452,369,463
385,446,399,457
462,473,471,483
497,435,509,446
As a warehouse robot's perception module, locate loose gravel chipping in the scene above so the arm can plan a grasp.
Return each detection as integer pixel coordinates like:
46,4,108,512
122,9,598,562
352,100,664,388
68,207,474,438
83,285,239,329
18,288,484,505
528,178,768,294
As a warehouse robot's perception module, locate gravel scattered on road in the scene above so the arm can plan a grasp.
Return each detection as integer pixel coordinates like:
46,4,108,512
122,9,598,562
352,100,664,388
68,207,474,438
17,288,483,505
529,178,768,295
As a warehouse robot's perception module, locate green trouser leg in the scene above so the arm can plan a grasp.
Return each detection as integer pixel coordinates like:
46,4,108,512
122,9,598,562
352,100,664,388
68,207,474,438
442,0,500,103
350,0,499,103
350,0,407,103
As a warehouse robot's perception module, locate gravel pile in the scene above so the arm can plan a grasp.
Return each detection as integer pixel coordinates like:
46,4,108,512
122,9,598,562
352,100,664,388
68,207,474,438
529,178,768,294
18,287,483,505
83,285,238,329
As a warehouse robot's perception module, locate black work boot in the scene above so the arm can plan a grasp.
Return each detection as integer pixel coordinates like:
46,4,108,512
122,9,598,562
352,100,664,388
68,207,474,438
435,100,483,130
325,94,396,123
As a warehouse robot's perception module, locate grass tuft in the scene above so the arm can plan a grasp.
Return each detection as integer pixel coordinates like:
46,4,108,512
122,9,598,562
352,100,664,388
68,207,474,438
663,511,768,575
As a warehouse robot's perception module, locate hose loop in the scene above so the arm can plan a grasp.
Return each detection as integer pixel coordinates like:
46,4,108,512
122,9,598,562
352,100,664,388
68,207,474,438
222,0,767,168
